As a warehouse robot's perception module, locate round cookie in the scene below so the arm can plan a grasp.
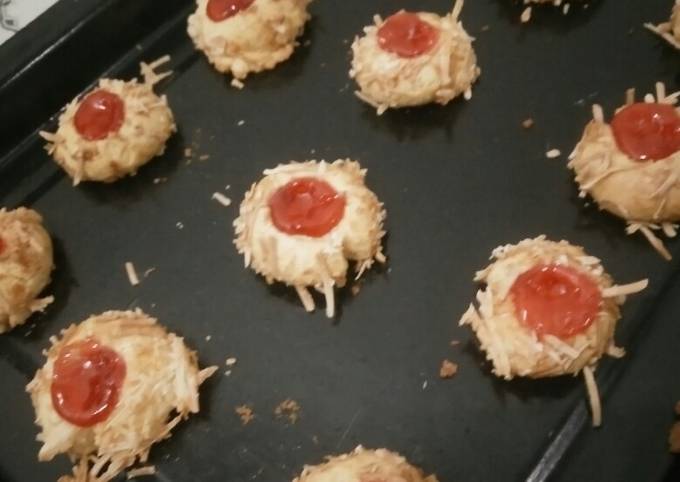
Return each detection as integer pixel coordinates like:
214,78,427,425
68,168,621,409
234,159,386,317
350,0,479,115
27,309,217,481
187,0,311,87
293,446,439,482
459,236,647,425
40,57,176,185
645,1,680,50
568,83,680,259
0,207,53,333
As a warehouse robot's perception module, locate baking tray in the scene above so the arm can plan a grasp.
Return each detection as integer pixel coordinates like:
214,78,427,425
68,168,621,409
0,0,679,481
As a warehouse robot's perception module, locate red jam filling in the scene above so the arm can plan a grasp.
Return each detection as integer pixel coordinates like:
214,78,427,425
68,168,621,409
74,90,125,141
510,264,602,339
206,0,255,22
611,102,680,161
51,338,126,427
377,12,440,58
268,177,346,237
0,237,5,255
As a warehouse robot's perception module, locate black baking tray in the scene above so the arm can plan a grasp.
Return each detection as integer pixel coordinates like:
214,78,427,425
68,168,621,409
0,0,679,481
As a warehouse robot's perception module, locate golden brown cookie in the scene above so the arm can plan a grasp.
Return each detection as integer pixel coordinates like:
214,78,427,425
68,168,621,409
568,83,680,259
27,310,217,481
459,236,647,425
350,0,479,115
41,57,176,185
187,0,311,87
234,160,386,317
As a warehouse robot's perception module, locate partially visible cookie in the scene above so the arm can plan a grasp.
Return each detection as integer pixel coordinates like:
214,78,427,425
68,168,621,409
187,0,312,87
293,446,439,482
645,1,680,50
0,207,53,332
568,83,680,259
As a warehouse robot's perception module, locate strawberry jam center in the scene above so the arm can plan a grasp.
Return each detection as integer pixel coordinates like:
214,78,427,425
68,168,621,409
377,12,439,58
611,102,680,161
510,264,602,339
51,338,126,427
206,0,255,21
268,177,346,237
74,90,125,141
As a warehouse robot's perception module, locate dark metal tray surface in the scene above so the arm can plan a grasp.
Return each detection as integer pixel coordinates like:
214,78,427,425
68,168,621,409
0,0,679,481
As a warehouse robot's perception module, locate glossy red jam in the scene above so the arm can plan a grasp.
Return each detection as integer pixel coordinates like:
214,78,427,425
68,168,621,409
0,237,5,255
51,338,126,427
74,90,125,141
268,177,346,237
377,12,439,58
611,102,680,161
206,0,255,21
510,264,602,339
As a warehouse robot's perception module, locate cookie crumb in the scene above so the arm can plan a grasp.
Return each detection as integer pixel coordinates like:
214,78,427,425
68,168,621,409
235,405,254,425
522,118,534,129
275,399,302,424
439,359,459,379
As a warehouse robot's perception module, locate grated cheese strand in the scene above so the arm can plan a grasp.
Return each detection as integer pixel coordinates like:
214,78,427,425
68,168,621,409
602,279,648,298
452,0,464,20
127,465,156,479
125,262,140,286
583,365,602,427
323,278,335,318
295,285,315,312
636,224,672,261
211,192,232,207
521,6,532,23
